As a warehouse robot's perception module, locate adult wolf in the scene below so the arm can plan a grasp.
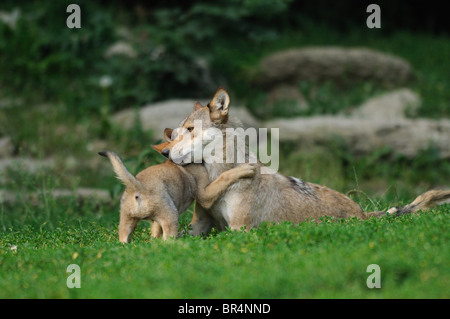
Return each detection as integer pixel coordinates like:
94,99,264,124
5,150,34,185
162,87,450,235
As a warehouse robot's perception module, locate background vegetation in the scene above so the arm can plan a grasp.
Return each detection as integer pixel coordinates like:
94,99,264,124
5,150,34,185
0,1,448,299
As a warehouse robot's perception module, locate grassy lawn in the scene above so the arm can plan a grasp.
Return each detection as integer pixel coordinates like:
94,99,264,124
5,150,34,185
0,200,448,299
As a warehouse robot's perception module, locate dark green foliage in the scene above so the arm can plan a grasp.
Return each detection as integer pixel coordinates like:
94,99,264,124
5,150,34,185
1,1,449,117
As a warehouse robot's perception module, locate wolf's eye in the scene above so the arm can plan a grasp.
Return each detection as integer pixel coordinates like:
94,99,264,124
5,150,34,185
187,127,194,132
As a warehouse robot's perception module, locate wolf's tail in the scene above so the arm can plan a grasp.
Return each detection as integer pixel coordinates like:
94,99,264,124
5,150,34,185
365,190,450,218
98,151,142,190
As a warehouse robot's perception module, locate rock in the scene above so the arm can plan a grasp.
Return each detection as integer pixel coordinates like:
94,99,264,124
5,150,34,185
264,116,450,159
350,88,421,120
112,100,194,138
104,41,137,59
51,188,110,202
86,140,108,153
0,188,110,204
254,47,415,89
111,99,261,139
229,107,261,129
111,91,449,159
0,157,55,173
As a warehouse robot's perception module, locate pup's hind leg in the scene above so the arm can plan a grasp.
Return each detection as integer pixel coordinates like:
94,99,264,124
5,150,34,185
151,221,163,238
160,221,179,240
156,209,179,240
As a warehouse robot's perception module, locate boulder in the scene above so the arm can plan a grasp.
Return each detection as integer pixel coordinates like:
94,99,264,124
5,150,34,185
265,116,450,159
350,88,420,120
0,157,55,173
104,41,137,59
111,99,261,139
264,88,450,158
112,89,449,159
254,47,415,89
0,188,110,204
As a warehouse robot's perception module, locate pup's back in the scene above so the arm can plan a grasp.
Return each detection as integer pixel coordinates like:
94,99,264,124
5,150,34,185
136,160,195,210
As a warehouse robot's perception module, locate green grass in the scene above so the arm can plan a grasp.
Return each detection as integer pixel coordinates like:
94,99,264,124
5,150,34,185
0,203,448,298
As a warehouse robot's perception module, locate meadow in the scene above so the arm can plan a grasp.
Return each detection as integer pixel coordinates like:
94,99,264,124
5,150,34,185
1,204,448,298
0,1,449,299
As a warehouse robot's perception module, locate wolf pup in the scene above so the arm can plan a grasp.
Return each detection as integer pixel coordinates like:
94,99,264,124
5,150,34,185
99,145,256,242
162,87,450,234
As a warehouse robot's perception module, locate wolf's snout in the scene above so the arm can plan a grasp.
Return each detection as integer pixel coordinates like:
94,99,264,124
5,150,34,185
161,148,170,158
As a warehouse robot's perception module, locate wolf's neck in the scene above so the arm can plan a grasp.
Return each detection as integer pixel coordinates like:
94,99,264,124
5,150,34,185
203,122,260,181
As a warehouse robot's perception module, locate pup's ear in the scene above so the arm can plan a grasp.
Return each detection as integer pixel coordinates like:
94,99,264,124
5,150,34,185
208,87,230,124
151,142,169,154
194,101,203,111
163,128,173,142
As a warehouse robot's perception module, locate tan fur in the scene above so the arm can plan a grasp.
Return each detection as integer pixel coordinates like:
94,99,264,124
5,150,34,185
99,146,256,243
164,88,450,234
384,190,450,216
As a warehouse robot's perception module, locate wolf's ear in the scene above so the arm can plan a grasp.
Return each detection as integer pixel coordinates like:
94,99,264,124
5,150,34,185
208,87,230,124
163,128,173,142
151,142,169,154
194,101,203,111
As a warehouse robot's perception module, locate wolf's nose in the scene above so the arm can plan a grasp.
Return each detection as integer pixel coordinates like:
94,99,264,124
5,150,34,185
161,148,170,158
